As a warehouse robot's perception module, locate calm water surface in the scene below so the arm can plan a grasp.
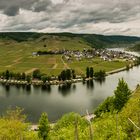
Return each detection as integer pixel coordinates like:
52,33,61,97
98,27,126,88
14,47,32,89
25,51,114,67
0,50,140,122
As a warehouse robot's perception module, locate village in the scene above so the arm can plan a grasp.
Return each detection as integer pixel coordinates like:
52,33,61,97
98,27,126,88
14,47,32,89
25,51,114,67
33,48,137,62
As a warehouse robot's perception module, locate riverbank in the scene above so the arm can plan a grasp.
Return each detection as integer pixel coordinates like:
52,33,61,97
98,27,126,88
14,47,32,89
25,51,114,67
30,112,96,131
0,64,137,87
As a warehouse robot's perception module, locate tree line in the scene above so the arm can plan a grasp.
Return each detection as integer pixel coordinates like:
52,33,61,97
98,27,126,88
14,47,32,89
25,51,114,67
58,69,76,81
0,67,106,84
0,70,31,83
86,67,106,80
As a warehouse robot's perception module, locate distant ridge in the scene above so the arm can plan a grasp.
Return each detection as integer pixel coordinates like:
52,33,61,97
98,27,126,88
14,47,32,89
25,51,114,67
0,32,140,48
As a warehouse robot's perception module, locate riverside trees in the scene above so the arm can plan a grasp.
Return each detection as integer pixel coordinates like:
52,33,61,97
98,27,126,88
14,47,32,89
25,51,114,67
58,69,76,81
86,67,94,78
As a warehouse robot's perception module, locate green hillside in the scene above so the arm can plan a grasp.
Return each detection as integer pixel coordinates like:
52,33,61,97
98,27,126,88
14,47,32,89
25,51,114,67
0,32,140,48
49,81,140,139
0,81,140,139
0,34,131,76
92,84,140,139
129,43,140,51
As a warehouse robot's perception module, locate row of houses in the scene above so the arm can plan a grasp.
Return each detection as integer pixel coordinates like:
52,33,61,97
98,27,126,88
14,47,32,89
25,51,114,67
32,48,137,62
63,48,137,61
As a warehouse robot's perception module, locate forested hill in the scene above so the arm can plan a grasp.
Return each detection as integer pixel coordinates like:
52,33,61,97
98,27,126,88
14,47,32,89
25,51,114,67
129,43,140,51
0,32,140,48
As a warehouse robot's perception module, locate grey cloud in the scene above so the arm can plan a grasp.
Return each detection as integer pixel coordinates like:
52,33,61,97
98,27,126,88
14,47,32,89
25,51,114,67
0,0,140,36
0,0,52,16
4,6,19,16
32,0,53,12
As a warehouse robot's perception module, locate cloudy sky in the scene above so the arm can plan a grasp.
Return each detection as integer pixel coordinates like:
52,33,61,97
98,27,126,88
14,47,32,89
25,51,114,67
0,0,140,36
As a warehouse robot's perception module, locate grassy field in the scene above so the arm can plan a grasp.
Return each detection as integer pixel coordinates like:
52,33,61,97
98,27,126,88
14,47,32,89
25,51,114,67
0,39,130,76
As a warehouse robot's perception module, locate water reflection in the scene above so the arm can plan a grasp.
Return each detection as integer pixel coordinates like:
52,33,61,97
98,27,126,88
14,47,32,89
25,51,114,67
25,84,31,91
15,84,21,89
72,84,76,91
0,65,140,122
5,85,10,97
41,84,51,93
58,83,72,96
5,85,10,92
86,80,94,89
94,78,106,85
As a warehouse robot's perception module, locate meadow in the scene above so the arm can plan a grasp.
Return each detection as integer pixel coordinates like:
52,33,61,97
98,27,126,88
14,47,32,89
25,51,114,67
0,38,129,76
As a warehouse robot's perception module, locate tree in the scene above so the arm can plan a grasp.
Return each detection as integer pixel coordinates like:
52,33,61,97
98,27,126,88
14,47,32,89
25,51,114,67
21,72,26,80
114,78,131,111
94,96,114,117
89,67,94,78
16,72,21,80
60,70,66,81
94,70,106,80
0,108,28,140
72,69,76,79
38,112,50,140
66,69,71,80
33,69,41,79
86,67,90,78
58,75,61,81
41,75,48,84
26,75,31,83
5,70,10,80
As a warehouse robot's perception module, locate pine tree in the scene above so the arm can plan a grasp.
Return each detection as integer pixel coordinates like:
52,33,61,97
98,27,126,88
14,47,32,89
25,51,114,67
89,67,94,78
66,69,71,80
86,67,90,78
5,70,10,80
114,78,131,111
38,112,50,140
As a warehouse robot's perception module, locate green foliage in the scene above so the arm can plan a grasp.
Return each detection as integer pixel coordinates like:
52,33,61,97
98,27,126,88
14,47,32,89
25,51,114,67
89,67,94,78
72,69,76,79
38,112,50,140
94,70,106,80
65,69,71,80
26,75,31,83
93,85,140,139
129,43,140,52
5,70,10,80
94,96,115,117
0,70,28,81
50,112,89,140
3,107,26,122
94,79,132,117
1,32,140,47
33,69,42,79
41,75,48,84
114,78,132,111
86,67,90,78
93,113,127,140
0,107,30,140
86,67,94,78
59,69,73,81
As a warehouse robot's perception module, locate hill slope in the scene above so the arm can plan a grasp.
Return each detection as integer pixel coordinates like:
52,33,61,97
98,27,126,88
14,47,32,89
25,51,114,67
0,32,140,48
49,85,140,139
129,43,140,51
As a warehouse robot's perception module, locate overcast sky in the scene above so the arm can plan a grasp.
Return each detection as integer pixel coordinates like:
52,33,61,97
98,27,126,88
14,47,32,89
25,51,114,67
0,0,140,36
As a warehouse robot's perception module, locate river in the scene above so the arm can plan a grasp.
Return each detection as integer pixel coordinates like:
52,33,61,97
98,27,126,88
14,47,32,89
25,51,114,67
0,49,140,123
